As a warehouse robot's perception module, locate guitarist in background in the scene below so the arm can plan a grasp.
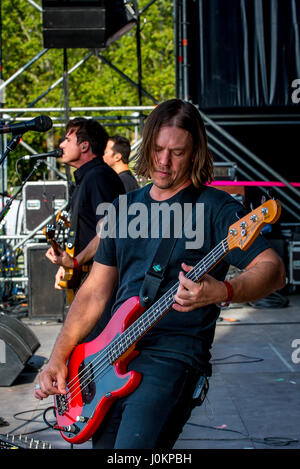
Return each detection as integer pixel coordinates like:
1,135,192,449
45,117,125,299
103,135,140,192
35,100,286,449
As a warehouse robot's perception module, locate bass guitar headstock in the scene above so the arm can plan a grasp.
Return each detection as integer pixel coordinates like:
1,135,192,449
227,199,281,251
56,210,71,228
43,224,56,242
43,224,61,256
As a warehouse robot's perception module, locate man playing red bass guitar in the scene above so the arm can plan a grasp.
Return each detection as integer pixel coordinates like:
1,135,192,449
35,99,285,449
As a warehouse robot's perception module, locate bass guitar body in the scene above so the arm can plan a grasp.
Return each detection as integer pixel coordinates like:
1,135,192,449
54,296,144,444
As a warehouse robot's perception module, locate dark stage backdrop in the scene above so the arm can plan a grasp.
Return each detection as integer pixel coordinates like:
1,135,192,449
175,0,300,222
176,0,300,110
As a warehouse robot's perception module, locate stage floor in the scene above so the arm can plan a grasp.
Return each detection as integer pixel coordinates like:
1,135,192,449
0,292,299,453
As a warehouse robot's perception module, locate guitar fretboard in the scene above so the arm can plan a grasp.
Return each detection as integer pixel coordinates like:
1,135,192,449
106,238,229,364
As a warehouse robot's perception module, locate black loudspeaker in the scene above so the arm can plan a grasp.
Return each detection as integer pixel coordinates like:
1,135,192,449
0,314,40,386
42,0,136,49
26,244,65,319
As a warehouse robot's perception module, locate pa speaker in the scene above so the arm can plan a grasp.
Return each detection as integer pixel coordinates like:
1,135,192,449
0,314,40,386
42,0,136,49
26,244,65,319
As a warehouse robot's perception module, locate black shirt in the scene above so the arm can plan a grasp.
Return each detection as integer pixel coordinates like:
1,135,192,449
95,184,271,374
71,158,125,256
118,169,139,193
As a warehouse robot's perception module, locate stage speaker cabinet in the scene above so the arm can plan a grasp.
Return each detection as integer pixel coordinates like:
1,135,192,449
0,313,40,386
42,0,136,49
23,181,68,233
25,244,65,319
288,241,300,285
42,0,106,48
213,162,237,181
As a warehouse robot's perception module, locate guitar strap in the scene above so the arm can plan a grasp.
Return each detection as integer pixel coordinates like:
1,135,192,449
139,186,201,308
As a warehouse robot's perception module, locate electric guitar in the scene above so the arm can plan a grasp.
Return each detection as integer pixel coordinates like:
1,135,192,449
53,199,281,444
43,211,87,304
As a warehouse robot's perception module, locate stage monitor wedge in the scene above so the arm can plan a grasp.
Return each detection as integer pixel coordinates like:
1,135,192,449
0,314,40,386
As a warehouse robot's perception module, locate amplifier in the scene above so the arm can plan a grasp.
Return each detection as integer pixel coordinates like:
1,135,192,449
212,183,245,204
289,241,300,285
22,181,69,233
213,162,237,181
25,244,65,318
0,433,52,449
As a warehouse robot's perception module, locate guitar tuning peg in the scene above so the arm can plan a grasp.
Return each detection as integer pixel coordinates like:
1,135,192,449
261,189,274,203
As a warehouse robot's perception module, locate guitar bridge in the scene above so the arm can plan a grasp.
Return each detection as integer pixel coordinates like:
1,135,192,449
56,393,69,416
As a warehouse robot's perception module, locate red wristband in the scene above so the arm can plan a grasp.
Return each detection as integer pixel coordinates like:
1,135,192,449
73,257,79,270
218,281,234,308
223,281,234,303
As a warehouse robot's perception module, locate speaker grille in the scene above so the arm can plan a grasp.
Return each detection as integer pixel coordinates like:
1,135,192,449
43,7,106,48
26,244,65,318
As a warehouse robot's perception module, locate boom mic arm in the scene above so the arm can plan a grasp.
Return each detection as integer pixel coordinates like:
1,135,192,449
21,148,63,160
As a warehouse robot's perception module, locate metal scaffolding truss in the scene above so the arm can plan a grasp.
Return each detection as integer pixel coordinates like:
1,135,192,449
0,0,159,166
0,0,160,292
0,1,299,296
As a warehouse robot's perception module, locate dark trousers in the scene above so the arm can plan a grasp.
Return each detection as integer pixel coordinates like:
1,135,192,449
92,351,204,449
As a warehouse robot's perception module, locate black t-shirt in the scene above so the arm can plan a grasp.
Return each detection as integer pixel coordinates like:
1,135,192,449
71,158,125,255
95,183,270,373
118,169,139,193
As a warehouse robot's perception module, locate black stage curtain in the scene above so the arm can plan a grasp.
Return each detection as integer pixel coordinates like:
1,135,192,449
178,0,300,110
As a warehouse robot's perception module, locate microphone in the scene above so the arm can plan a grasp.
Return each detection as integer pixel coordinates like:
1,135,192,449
21,148,63,160
0,115,53,135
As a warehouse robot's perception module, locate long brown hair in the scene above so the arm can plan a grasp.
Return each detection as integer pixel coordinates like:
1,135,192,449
135,99,214,187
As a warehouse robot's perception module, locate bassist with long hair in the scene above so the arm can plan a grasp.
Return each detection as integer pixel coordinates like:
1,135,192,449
35,100,285,449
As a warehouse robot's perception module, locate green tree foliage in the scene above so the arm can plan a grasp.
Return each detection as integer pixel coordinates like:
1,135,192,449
0,0,175,188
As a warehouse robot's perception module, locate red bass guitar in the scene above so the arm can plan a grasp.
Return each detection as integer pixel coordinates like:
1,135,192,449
53,199,281,444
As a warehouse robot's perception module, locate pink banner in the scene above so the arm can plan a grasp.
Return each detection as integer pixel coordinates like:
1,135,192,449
209,181,300,187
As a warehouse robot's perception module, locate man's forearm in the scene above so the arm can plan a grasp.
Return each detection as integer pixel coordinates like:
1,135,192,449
173,248,286,312
75,234,100,266
50,279,107,363
50,263,117,364
35,263,117,399
229,251,286,303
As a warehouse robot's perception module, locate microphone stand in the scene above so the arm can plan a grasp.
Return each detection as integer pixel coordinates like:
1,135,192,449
0,159,44,223
0,133,23,166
